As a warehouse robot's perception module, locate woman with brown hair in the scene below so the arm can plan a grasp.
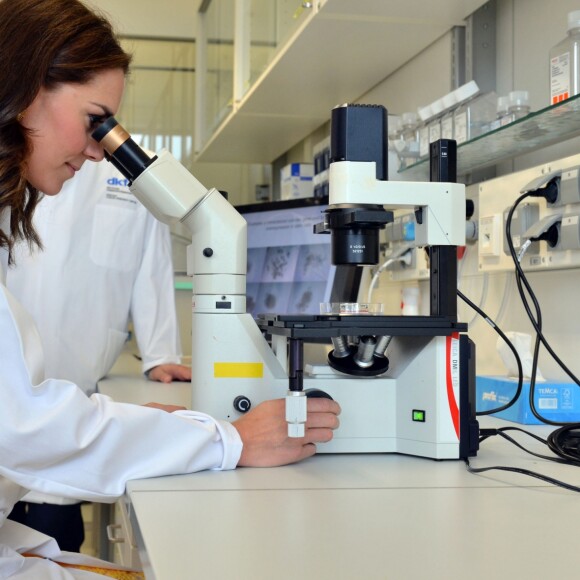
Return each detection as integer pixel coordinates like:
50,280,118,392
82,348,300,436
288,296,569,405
0,0,340,577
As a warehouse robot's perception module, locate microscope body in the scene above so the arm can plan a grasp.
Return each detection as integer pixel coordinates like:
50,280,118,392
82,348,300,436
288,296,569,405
190,310,475,459
93,109,479,461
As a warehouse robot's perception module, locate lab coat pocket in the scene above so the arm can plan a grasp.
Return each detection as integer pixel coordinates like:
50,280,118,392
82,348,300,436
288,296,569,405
90,204,144,272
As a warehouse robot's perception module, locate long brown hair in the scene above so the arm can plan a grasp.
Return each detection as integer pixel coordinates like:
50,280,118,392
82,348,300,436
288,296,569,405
0,0,131,262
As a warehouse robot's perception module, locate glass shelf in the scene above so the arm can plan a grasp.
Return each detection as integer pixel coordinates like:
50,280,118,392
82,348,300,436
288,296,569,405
399,93,580,180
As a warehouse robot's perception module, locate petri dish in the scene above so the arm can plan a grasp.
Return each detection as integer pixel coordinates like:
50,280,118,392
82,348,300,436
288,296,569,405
320,302,384,315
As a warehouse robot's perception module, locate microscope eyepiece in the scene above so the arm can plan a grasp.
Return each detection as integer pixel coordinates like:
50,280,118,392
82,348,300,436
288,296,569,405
91,116,118,142
91,117,155,183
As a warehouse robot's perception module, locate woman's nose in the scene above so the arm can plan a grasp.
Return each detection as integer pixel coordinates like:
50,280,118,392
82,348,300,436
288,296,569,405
84,139,105,162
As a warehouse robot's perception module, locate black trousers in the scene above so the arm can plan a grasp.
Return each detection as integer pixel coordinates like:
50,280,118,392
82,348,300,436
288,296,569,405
8,501,85,552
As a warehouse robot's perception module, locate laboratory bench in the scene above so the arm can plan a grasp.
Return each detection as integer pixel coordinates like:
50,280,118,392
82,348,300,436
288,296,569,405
98,355,580,580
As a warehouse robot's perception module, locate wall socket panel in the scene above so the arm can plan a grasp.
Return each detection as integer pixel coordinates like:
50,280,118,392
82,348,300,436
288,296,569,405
379,209,430,282
478,152,580,273
388,246,430,282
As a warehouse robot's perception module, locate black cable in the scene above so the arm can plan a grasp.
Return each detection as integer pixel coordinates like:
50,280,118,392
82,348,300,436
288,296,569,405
548,425,580,464
506,192,580,385
460,179,580,486
504,184,580,462
466,427,580,492
506,195,545,342
505,193,580,416
483,426,572,465
464,457,580,492
457,289,523,415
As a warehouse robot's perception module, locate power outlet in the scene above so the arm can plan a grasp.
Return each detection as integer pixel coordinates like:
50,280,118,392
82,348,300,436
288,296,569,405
389,247,430,282
478,151,580,273
503,202,540,255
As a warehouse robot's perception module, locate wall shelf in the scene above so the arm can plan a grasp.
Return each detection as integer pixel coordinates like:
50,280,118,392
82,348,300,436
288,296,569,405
399,93,580,180
195,0,487,164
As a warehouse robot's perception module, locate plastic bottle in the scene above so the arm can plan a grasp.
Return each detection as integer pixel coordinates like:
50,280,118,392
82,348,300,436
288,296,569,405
427,98,445,145
453,90,497,143
486,95,509,131
400,112,419,144
550,10,580,105
387,116,405,174
417,104,432,158
398,112,420,167
496,95,511,127
451,81,480,143
387,115,403,152
507,90,531,121
440,91,458,139
401,286,420,316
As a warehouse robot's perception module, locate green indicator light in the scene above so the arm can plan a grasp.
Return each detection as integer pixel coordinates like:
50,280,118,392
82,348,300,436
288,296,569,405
412,410,426,422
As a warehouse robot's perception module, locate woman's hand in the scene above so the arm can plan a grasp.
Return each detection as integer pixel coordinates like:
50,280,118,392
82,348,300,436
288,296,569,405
147,364,192,383
232,398,341,467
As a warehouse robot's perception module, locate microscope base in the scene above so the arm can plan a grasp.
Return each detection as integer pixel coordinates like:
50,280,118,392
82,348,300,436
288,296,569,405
191,312,478,460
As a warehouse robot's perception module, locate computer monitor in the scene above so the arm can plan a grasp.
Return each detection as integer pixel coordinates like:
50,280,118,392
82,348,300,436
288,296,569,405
236,197,361,319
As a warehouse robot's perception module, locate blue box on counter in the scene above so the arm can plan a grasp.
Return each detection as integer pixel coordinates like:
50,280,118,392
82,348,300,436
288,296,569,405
476,376,580,424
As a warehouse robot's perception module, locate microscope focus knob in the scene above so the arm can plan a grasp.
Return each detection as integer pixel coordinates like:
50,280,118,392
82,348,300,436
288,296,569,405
233,395,252,413
304,388,334,400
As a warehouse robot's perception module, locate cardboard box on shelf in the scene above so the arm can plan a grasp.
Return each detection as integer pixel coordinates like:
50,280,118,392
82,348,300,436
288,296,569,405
281,163,314,200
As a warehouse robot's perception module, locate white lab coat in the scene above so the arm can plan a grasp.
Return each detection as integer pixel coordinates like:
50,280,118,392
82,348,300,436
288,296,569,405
7,160,186,508
0,208,243,578
7,159,182,397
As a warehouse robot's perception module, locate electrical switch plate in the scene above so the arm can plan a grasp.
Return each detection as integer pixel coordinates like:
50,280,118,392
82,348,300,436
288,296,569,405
479,214,501,257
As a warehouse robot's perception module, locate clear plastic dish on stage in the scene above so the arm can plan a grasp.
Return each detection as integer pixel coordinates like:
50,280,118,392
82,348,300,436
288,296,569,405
320,302,384,316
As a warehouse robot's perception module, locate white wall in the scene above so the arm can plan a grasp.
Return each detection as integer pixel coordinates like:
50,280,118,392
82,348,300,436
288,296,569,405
189,162,258,205
358,32,455,116
88,0,197,38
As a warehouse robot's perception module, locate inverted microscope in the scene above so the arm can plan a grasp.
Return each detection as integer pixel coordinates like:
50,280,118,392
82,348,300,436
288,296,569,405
93,104,479,460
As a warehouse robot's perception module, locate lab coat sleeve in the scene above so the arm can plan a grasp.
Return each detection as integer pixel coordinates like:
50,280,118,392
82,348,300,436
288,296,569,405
129,211,182,374
0,286,243,502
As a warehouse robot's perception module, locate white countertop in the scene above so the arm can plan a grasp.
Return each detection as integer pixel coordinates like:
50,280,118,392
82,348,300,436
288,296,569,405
99,355,580,580
125,440,580,580
97,353,190,407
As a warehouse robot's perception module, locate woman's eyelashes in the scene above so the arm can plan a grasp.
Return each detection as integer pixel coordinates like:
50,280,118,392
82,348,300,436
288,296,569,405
88,113,109,130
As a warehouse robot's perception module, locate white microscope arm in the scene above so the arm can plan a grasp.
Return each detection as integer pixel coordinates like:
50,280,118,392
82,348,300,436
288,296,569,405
329,161,466,247
130,151,307,434
129,151,247,312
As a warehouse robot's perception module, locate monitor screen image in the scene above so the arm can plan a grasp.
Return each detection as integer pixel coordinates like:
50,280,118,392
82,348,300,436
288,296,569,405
237,198,360,319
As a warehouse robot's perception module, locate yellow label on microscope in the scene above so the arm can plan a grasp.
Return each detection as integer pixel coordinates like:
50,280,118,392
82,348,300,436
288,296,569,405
214,362,264,378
